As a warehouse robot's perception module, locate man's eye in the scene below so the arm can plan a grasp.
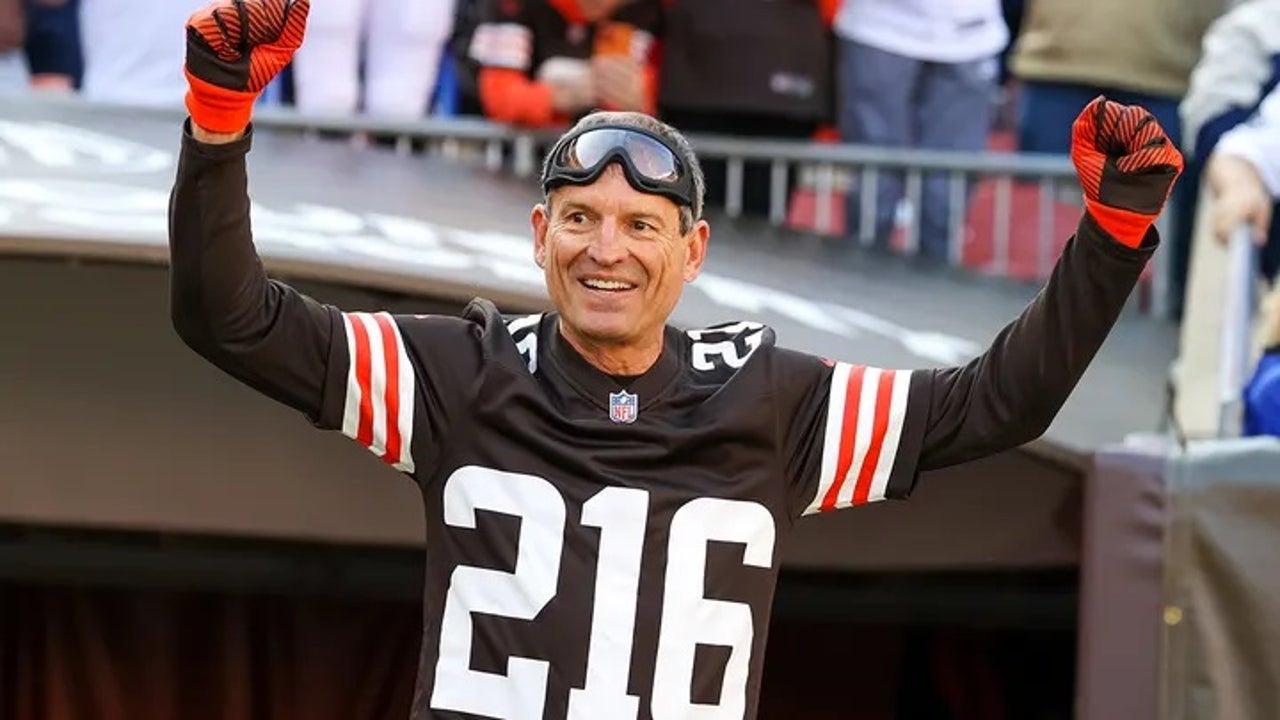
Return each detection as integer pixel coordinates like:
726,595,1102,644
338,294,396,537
569,212,588,224
632,220,652,232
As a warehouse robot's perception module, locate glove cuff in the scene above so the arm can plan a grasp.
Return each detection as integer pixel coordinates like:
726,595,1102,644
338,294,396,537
185,68,258,134
1084,197,1154,249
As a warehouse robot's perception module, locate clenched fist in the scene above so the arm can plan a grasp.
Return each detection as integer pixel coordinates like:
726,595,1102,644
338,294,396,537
1070,95,1184,248
184,0,310,134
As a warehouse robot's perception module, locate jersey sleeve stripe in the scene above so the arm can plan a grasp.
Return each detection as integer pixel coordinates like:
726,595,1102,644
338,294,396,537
390,316,416,473
346,313,377,449
851,369,896,505
340,314,363,440
808,363,850,516
833,366,881,509
803,363,913,515
822,364,867,512
360,313,390,460
373,313,404,468
340,312,417,474
867,369,911,502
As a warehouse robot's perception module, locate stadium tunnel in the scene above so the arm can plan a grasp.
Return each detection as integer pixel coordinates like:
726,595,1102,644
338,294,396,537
0,100,1181,718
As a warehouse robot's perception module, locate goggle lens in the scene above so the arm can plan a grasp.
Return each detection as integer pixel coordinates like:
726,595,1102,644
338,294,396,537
559,128,681,183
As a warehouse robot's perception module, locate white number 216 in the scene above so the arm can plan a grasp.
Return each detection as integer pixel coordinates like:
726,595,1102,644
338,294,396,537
430,466,777,720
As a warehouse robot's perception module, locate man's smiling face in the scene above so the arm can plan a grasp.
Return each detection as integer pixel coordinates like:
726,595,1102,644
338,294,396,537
532,164,708,354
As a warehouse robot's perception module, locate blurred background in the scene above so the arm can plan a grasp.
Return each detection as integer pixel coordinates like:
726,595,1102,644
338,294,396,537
2,0,1280,718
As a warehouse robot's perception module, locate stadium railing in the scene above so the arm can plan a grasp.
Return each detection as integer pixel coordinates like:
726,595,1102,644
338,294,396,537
1217,224,1258,437
251,104,1177,315
1171,170,1260,439
11,95,1174,316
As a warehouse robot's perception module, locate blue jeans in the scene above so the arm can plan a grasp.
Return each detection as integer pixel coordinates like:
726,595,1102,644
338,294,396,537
838,39,999,259
22,0,82,84
1245,350,1280,438
0,50,27,92
1018,80,1201,314
1017,80,1183,153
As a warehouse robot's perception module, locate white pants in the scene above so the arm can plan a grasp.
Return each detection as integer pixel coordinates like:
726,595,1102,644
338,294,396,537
291,0,457,118
0,50,28,95
79,0,210,106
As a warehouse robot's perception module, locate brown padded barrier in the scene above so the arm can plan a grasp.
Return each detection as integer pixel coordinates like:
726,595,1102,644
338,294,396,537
1161,440,1280,720
1082,439,1280,720
1075,444,1168,720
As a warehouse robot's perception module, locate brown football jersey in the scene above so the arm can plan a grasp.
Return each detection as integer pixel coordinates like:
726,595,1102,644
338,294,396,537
168,125,1153,720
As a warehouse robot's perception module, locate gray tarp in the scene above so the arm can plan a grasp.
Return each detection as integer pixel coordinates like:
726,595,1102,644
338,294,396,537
1079,437,1280,720
1165,438,1280,720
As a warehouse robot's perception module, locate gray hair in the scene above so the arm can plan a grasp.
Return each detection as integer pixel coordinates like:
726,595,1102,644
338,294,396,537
541,111,706,235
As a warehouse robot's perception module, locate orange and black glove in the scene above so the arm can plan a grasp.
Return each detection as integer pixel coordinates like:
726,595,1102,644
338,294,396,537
184,0,309,134
1070,95,1184,248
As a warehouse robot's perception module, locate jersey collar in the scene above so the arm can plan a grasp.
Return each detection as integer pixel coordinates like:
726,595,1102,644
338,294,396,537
544,315,685,414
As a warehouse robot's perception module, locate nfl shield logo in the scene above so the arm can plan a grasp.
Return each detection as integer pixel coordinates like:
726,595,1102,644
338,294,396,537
609,390,638,424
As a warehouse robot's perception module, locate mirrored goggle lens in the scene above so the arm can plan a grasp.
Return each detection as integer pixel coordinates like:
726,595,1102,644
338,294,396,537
561,129,681,183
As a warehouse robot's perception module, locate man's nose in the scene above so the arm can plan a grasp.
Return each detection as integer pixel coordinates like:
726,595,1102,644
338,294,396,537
587,217,628,265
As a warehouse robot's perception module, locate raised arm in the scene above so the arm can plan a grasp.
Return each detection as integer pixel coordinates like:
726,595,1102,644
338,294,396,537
168,0,342,422
916,96,1184,470
785,97,1184,517
170,0,493,479
169,122,343,422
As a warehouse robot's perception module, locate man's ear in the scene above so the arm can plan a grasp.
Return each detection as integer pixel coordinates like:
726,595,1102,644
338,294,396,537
683,219,711,282
532,203,550,268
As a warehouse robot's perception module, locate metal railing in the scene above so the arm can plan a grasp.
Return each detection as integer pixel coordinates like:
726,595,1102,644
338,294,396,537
1218,225,1258,437
14,94,1173,315
240,107,1165,307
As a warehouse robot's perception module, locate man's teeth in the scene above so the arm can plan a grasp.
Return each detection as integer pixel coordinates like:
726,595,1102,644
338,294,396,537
583,279,635,290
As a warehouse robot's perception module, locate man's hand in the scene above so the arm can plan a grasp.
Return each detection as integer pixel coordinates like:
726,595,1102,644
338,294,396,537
1070,95,1184,248
592,56,646,113
185,0,309,136
1206,151,1273,245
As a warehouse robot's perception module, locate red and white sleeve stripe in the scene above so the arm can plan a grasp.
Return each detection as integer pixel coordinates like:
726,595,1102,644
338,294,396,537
340,312,416,474
801,363,911,515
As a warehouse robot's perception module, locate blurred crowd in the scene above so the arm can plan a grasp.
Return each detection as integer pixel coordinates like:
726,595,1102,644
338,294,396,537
1179,0,1280,436
0,0,1277,432
0,0,1241,251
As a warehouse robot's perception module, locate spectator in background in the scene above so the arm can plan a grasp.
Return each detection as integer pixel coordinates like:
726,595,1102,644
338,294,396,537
834,0,1008,261
658,0,839,219
1245,289,1280,437
465,0,662,128
1200,84,1280,437
78,0,206,104
1181,0,1280,284
1010,0,1227,317
291,0,456,118
441,0,486,116
0,0,25,91
21,0,80,91
1009,0,1226,154
994,0,1026,130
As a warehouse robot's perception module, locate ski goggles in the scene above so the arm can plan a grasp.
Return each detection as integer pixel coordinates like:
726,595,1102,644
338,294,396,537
541,125,697,212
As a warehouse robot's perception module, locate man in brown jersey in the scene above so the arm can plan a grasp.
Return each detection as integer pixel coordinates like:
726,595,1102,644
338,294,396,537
169,2,1183,718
